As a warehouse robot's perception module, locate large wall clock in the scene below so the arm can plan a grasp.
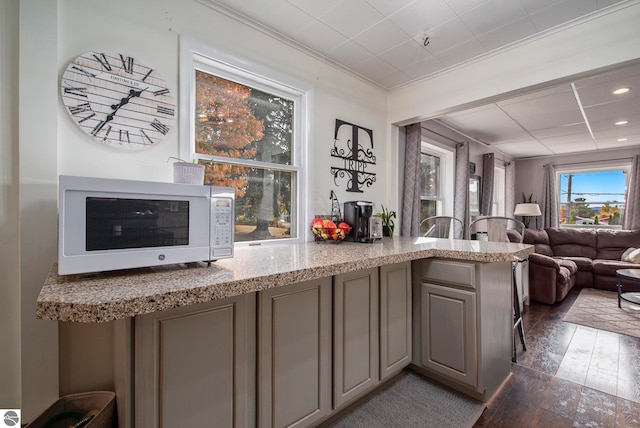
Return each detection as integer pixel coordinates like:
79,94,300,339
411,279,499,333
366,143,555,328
60,51,176,150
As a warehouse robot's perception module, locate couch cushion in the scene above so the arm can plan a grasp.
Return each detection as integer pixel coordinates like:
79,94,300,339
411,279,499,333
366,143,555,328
522,229,553,256
626,248,640,264
621,247,636,261
596,229,640,260
557,259,578,274
556,256,593,272
547,228,597,259
592,259,640,276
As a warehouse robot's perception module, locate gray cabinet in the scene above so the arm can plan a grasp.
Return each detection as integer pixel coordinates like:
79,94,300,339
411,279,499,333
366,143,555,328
257,277,332,428
333,267,379,409
419,282,477,386
379,262,412,381
412,258,512,402
134,293,255,428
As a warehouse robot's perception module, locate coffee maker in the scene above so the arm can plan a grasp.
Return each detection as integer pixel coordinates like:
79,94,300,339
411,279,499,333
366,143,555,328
344,201,375,243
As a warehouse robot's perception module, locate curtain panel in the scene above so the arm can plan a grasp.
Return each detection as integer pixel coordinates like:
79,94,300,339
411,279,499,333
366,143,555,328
623,155,640,230
401,123,422,236
541,164,559,228
480,153,494,216
505,161,516,218
454,142,470,236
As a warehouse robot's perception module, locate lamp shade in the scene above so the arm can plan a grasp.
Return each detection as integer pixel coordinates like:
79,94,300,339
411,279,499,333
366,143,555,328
514,203,542,216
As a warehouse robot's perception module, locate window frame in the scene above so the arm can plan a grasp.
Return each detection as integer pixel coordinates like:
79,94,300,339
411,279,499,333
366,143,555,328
179,36,310,245
492,165,506,217
555,160,631,229
419,141,455,219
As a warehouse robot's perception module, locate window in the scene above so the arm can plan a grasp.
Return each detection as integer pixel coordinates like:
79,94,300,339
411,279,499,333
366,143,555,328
557,167,628,227
418,143,454,236
420,152,441,225
180,39,307,244
492,166,506,216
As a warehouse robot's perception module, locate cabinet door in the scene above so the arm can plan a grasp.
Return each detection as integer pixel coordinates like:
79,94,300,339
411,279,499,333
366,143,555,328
258,278,332,428
333,267,379,409
379,262,412,381
420,282,477,387
135,293,255,428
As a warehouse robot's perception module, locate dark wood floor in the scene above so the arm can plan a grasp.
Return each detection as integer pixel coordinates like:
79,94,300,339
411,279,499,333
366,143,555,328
474,287,640,428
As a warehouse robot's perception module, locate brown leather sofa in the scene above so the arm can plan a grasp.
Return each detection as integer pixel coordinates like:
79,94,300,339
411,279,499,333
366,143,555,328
509,228,640,304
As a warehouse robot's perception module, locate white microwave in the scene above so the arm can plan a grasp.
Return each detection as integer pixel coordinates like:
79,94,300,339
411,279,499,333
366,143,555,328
58,175,235,275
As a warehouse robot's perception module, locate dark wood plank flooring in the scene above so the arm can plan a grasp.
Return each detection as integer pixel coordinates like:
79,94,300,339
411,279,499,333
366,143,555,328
474,287,640,427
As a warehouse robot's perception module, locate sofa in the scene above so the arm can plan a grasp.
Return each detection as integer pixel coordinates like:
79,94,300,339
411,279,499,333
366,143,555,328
508,228,640,304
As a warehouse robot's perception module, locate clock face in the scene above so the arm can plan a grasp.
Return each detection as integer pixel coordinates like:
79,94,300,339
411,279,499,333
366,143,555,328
60,51,176,150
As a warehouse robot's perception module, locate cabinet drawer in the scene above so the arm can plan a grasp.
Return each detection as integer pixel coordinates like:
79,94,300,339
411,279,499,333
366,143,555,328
414,259,476,289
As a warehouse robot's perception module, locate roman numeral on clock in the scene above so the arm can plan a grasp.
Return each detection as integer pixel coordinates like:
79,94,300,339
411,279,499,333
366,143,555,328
153,88,170,96
119,129,130,144
140,129,154,144
151,119,170,135
142,68,153,82
69,102,92,115
94,124,113,142
63,85,88,98
93,53,112,71
72,65,96,78
157,105,174,116
120,54,134,74
91,120,107,136
77,113,95,124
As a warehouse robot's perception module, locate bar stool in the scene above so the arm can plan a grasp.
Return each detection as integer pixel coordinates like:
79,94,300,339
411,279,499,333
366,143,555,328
419,216,464,239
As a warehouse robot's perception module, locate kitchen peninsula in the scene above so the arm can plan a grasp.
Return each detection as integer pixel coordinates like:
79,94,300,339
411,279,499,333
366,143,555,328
38,237,532,428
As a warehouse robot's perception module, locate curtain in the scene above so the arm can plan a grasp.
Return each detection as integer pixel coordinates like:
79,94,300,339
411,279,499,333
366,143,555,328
540,164,558,228
505,161,516,218
480,153,494,215
454,142,470,236
401,123,422,236
623,155,640,230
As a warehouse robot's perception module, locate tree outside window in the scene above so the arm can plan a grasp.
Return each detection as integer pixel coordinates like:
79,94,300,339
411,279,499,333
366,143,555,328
195,70,296,242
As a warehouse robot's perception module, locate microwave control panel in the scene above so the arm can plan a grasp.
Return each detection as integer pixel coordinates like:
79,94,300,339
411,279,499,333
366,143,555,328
210,196,234,258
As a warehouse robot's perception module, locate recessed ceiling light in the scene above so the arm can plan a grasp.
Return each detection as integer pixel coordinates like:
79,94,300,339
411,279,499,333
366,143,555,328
615,120,628,125
618,138,628,142
613,87,630,95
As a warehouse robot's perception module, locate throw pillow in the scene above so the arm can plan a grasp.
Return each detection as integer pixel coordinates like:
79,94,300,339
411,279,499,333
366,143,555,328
622,247,636,262
627,248,640,264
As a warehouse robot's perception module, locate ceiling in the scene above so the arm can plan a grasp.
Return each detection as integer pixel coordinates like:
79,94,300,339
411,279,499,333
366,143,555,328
201,0,639,159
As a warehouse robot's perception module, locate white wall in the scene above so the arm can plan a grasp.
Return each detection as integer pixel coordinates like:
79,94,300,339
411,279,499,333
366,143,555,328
19,0,60,421
0,0,21,412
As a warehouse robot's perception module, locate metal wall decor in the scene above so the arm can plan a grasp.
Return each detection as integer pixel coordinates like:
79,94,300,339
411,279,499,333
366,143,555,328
330,119,376,193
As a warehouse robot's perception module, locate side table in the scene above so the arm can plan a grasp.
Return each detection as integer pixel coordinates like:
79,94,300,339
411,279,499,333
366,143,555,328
616,269,640,308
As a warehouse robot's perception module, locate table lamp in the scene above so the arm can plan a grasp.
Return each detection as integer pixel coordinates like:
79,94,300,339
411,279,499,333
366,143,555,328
514,203,542,229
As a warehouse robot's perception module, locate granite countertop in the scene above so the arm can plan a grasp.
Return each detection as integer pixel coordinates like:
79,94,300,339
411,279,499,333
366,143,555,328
37,236,533,323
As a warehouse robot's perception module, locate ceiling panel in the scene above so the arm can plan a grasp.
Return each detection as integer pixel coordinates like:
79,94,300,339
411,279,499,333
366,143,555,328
458,0,529,36
318,0,384,38
204,0,637,159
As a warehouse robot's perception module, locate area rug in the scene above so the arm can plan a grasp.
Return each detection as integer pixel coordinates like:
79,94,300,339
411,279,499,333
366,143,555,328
563,288,640,338
325,370,485,428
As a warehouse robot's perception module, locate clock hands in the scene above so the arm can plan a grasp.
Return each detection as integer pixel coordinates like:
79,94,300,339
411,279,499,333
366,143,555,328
106,87,147,123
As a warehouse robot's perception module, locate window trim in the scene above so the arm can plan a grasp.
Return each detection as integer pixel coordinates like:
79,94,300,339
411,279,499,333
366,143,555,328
493,165,506,217
179,36,311,244
421,140,454,216
555,160,632,229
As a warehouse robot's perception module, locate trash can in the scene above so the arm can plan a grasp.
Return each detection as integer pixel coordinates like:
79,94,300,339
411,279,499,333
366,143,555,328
25,391,115,428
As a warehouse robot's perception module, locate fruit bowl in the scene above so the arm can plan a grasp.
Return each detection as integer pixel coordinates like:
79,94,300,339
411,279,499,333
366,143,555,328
311,218,351,243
